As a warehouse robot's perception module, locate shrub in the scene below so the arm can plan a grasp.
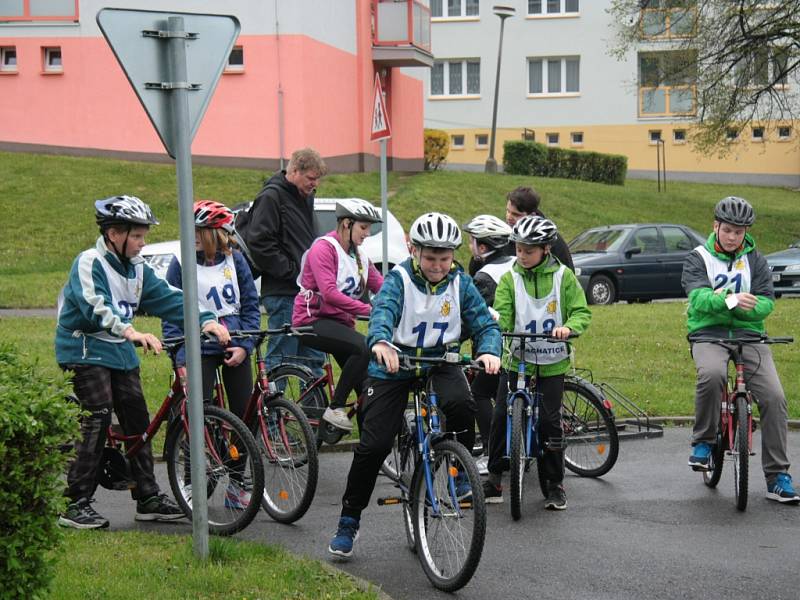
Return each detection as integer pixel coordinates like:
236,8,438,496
424,129,449,171
503,140,628,185
0,344,79,600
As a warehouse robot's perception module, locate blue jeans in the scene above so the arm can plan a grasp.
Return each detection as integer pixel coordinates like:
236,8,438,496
262,295,324,376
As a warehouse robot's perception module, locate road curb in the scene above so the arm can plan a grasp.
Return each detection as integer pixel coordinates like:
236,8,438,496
624,416,800,431
318,560,394,600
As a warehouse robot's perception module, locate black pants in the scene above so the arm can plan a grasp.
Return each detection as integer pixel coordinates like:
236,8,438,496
200,353,252,420
299,319,370,409
487,372,565,485
471,370,498,456
63,365,158,502
340,366,476,519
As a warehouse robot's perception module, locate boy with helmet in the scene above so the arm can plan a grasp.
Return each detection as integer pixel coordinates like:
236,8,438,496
162,200,261,509
463,214,515,474
56,195,230,529
484,215,591,510
682,196,799,503
327,212,501,559
292,199,384,431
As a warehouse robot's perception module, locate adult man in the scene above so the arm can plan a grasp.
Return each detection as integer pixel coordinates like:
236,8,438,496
242,147,327,373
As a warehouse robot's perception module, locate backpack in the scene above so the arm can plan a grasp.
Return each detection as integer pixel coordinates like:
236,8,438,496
232,203,263,280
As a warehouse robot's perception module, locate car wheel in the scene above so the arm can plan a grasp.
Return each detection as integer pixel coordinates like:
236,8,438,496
588,275,616,305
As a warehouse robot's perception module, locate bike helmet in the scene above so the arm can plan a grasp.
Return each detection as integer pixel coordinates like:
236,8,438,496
335,198,383,223
409,212,462,249
194,200,234,229
95,195,159,228
462,215,512,249
714,196,755,227
510,215,558,245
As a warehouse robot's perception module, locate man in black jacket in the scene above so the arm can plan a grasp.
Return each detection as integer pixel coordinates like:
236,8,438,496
243,147,327,373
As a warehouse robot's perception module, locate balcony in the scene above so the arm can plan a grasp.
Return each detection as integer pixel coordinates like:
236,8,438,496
372,0,434,68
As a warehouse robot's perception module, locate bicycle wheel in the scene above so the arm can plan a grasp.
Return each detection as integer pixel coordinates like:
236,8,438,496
268,365,328,449
733,395,749,511
562,378,619,477
509,395,527,521
398,432,419,552
256,396,318,524
702,426,725,488
165,405,265,536
381,410,414,481
412,439,486,592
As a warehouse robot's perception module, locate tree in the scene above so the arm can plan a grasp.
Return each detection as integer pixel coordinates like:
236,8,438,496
607,0,800,154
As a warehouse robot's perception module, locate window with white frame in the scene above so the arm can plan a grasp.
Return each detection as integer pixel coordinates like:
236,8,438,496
649,130,662,143
451,134,465,149
528,57,580,95
225,46,244,72
736,46,790,89
726,128,739,142
673,129,687,143
0,47,17,72
431,0,479,18
43,47,62,72
546,132,559,146
751,126,765,142
528,0,579,15
777,126,792,141
570,131,583,145
475,134,488,148
431,59,480,96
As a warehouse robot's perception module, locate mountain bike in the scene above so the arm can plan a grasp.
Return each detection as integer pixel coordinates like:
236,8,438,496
694,335,793,511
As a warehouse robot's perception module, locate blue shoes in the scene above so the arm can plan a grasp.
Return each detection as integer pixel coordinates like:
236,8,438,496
766,473,800,504
688,442,712,470
328,516,360,559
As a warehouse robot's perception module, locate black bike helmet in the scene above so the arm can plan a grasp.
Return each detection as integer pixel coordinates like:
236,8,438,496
714,196,755,227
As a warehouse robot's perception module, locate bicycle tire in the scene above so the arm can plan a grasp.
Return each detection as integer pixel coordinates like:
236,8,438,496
399,432,419,553
733,394,749,511
562,378,619,477
412,439,486,592
537,455,549,498
702,428,725,488
165,404,265,536
255,396,319,524
268,365,328,450
509,395,526,521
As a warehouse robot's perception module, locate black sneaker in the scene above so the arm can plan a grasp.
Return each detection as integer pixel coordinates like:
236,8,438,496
544,484,567,511
58,497,110,529
135,493,186,522
482,480,503,504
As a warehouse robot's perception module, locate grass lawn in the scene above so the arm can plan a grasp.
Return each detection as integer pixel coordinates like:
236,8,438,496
1,151,797,307
49,530,378,599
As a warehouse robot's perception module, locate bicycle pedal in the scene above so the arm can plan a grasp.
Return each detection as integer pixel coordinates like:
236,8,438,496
377,496,402,506
691,465,710,472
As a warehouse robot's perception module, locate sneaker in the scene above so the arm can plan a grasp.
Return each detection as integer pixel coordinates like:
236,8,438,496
135,493,186,522
544,484,567,510
766,473,800,504
322,407,353,431
224,481,252,510
454,473,472,502
475,455,489,476
482,480,503,504
328,516,360,559
688,442,712,470
58,497,109,530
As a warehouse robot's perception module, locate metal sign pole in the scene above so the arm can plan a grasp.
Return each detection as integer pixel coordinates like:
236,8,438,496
380,138,388,276
166,15,209,558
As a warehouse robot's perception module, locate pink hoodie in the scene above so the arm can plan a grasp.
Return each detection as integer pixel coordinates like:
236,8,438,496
292,230,384,328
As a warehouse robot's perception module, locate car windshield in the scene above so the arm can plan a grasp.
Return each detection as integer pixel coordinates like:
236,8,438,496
316,210,383,236
569,228,629,253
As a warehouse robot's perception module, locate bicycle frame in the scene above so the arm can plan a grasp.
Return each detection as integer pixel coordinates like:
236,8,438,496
721,343,754,456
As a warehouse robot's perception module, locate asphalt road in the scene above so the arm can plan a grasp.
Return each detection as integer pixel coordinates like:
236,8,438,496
96,427,800,600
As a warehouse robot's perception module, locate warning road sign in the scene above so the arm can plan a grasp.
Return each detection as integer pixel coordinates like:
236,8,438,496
370,73,391,142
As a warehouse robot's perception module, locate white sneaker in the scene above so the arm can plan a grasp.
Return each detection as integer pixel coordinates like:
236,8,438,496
322,407,353,431
475,455,489,476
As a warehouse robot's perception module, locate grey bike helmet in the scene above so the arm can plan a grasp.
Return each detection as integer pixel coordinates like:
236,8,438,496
714,196,755,227
462,215,512,249
409,212,462,249
510,215,558,245
335,198,382,223
95,195,159,228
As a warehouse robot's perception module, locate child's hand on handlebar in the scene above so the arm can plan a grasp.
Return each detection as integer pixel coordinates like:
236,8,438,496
551,326,571,340
476,354,500,375
202,321,231,346
123,326,162,354
372,341,399,374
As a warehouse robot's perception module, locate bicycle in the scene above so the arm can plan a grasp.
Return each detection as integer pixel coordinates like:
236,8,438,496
693,335,793,511
219,327,319,524
376,352,487,592
98,337,265,536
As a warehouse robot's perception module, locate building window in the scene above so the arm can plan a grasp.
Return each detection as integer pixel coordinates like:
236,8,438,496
737,47,790,89
0,47,17,72
528,0,579,15
726,128,739,142
431,0,479,18
451,134,465,149
431,59,480,96
528,57,580,95
777,126,792,141
42,47,62,73
546,132,559,146
751,126,765,142
673,129,687,143
640,0,696,39
649,130,662,144
639,50,696,116
0,0,78,21
475,134,488,149
224,46,244,73
570,132,584,146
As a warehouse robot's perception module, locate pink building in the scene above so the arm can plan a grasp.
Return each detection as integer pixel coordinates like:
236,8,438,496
0,0,432,171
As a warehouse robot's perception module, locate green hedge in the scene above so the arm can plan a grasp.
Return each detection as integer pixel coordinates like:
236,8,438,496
503,140,628,185
0,344,79,600
424,128,450,171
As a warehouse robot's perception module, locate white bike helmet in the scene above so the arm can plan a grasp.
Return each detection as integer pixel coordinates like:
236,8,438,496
335,198,382,223
409,212,462,249
510,215,558,245
714,196,755,227
95,195,159,228
462,215,512,249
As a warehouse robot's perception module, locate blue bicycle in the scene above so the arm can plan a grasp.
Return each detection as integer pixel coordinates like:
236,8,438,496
378,352,487,592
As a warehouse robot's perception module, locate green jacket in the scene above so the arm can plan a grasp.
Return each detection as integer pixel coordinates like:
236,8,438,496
494,256,591,377
681,232,774,339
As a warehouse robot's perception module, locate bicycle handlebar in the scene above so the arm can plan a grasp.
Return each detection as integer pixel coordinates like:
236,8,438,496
502,332,579,341
227,325,315,342
692,335,793,345
398,352,487,372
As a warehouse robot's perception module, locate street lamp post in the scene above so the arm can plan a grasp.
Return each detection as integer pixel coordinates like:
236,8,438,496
485,4,515,174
